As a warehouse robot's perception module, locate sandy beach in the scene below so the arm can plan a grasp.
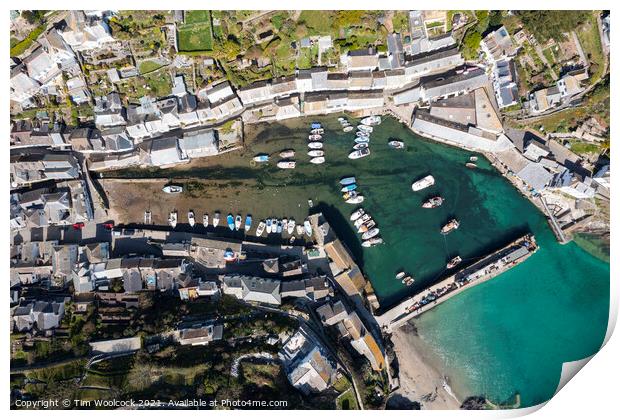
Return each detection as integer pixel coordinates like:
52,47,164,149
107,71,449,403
390,322,462,410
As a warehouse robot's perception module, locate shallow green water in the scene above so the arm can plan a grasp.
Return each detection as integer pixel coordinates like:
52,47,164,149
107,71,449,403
110,115,610,408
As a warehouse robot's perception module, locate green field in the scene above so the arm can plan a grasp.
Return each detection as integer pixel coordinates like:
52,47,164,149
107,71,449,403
138,60,164,74
178,11,214,52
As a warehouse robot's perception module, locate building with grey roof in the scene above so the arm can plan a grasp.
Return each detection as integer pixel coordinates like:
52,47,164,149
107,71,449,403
221,274,281,305
179,129,218,158
420,67,489,102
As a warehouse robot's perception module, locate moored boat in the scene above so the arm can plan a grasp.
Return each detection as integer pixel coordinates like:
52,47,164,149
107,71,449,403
466,162,477,169
388,140,405,149
360,115,381,126
276,220,283,234
353,142,369,150
213,212,220,227
256,220,266,236
343,125,354,132
308,142,323,149
447,256,462,269
345,193,364,204
358,220,376,233
279,149,295,158
310,122,322,129
277,160,296,169
188,211,196,227
440,219,460,235
354,137,370,144
362,237,384,247
355,131,370,138
310,128,324,135
234,214,242,231
340,176,356,185
266,218,273,233
303,219,313,236
422,196,444,208
307,150,324,157
244,215,252,232
227,214,235,231
350,208,365,221
395,271,406,280
203,213,209,227
362,227,380,240
357,124,373,133
162,185,183,194
310,156,325,164
411,175,435,191
287,219,295,234
341,183,357,192
470,156,478,162
168,211,178,228
308,134,323,141
348,148,370,159
403,276,415,286
253,154,269,163
354,213,371,228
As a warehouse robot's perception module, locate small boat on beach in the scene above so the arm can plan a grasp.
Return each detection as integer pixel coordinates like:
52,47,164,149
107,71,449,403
279,149,295,158
310,156,325,164
234,214,242,231
256,220,266,236
422,196,444,208
343,125,354,132
354,137,370,144
362,237,384,247
411,175,435,191
353,142,369,150
244,215,252,232
303,219,313,237
308,142,323,149
188,211,196,227
362,227,380,240
308,150,324,157
361,115,382,126
388,140,405,149
350,208,365,221
441,219,460,235
348,148,370,159
277,160,296,169
340,176,356,185
253,154,269,163
287,219,295,235
357,124,373,133
213,212,220,227
266,218,273,234
447,256,462,269
310,128,324,135
162,185,183,194
341,183,357,192
227,214,235,231
203,213,209,227
168,211,178,228
308,134,323,141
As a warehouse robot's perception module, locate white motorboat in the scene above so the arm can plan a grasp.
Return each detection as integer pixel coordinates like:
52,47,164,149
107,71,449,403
388,140,405,149
343,125,354,132
357,124,373,133
345,194,364,204
203,213,209,227
168,211,178,228
358,220,376,233
354,137,370,144
362,228,380,240
355,131,370,138
188,211,196,227
353,142,369,150
348,148,370,159
234,214,242,231
354,213,371,228
308,142,323,149
303,219,313,237
411,175,435,191
310,156,325,164
279,149,295,158
308,134,322,141
213,212,220,227
307,150,324,157
360,115,381,126
350,208,365,221
256,220,266,236
362,237,384,247
162,185,183,194
287,219,295,235
277,160,296,169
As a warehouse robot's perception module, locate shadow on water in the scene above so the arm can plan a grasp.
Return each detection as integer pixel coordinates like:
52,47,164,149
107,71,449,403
313,201,365,269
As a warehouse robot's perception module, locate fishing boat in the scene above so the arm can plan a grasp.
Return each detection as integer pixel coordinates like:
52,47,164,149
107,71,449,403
353,142,369,150
244,215,252,232
279,149,295,158
276,220,283,234
354,213,371,228
308,134,323,141
203,213,209,227
354,137,371,144
213,212,220,227
441,219,460,235
307,150,324,157
422,196,444,208
256,220,266,236
310,122,322,129
345,193,364,204
357,124,373,133
168,211,178,228
310,128,324,135
227,214,235,231
447,256,462,269
348,148,370,159
362,228,380,240
162,185,183,194
388,140,405,149
188,211,196,227
362,237,384,247
404,276,415,286
287,219,295,234
266,218,273,234
358,220,376,233
310,156,325,164
395,271,406,280
277,160,296,169
341,183,357,192
296,224,304,236
411,175,435,191
355,131,370,138
308,142,323,149
361,115,381,126
343,125,354,132
340,177,356,185
466,162,478,169
303,219,313,236
234,214,242,231
470,156,478,162
253,154,269,163
350,208,365,221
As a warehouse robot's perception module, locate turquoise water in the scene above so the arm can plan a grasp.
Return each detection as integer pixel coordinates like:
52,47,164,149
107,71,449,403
108,115,610,408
